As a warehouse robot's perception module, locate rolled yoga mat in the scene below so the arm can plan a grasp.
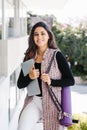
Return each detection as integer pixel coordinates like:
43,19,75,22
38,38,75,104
60,87,72,126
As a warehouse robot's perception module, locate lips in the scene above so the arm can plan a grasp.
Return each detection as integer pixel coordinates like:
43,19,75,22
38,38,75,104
37,40,44,44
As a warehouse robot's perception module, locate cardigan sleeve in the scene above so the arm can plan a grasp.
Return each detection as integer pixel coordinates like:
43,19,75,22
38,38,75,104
51,51,75,87
17,69,33,89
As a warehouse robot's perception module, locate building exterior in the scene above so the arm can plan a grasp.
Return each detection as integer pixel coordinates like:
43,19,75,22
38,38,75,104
0,0,28,130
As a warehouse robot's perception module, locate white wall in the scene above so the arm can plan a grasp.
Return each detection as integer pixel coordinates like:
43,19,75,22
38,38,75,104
0,36,28,130
1,36,28,77
0,76,26,130
0,77,9,130
0,40,2,76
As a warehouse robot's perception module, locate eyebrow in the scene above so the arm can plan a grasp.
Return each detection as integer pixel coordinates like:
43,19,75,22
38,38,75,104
34,31,45,34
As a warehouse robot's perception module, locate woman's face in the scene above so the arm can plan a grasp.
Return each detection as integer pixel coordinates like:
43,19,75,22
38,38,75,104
34,27,49,49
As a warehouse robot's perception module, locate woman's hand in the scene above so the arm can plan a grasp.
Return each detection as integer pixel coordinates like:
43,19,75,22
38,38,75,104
29,66,40,79
41,73,51,85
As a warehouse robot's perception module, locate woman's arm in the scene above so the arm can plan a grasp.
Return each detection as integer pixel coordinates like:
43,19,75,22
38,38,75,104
51,51,75,87
17,69,33,89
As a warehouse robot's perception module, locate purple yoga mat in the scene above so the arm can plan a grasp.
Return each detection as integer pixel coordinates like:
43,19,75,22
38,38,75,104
60,87,72,126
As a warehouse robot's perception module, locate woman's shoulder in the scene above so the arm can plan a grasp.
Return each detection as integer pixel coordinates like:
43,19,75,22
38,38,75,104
56,50,66,61
48,48,59,53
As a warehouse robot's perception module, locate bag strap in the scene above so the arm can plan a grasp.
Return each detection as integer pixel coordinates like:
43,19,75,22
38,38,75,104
46,84,62,111
45,50,62,113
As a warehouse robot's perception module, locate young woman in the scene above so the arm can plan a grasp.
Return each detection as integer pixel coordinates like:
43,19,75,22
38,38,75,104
17,21,75,130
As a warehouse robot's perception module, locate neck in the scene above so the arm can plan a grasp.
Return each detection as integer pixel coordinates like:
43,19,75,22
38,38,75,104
37,46,48,56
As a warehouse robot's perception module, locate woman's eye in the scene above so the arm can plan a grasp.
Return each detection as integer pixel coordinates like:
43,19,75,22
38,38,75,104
34,33,38,36
34,32,45,36
41,33,45,35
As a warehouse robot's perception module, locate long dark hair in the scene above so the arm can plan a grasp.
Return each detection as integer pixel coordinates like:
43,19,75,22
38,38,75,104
24,21,58,61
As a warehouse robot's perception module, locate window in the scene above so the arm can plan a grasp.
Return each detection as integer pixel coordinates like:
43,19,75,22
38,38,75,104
8,68,23,121
5,0,14,38
19,2,27,36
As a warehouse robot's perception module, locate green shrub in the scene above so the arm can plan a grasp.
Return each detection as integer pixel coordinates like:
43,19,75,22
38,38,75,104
80,122,87,130
68,113,87,130
68,123,81,130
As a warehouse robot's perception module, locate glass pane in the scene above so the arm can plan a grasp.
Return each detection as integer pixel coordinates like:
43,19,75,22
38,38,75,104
5,0,14,38
9,71,17,121
20,2,27,36
8,67,24,122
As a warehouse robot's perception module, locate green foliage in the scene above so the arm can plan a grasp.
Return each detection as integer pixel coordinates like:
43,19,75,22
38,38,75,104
68,113,87,130
80,122,87,130
68,124,81,130
52,21,87,76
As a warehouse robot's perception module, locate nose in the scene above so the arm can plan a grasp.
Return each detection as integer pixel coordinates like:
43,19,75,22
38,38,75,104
38,34,42,39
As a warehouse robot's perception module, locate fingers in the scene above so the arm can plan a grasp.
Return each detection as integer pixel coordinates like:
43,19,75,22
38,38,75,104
29,65,51,85
41,73,51,85
29,66,40,79
34,69,40,77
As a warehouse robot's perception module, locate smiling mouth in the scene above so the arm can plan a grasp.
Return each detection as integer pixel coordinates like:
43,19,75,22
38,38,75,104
37,40,44,43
